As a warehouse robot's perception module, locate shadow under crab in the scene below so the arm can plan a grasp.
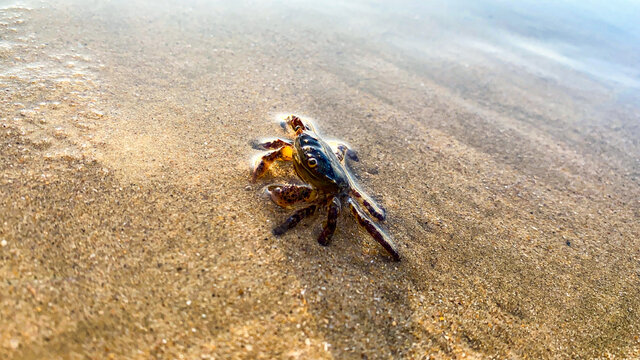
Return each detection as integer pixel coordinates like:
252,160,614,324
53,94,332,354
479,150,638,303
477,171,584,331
251,115,400,261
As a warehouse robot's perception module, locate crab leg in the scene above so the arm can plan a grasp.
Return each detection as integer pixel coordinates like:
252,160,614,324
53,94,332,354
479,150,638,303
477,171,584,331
328,141,359,164
341,164,386,221
349,184,386,222
266,184,318,208
318,196,341,246
251,145,294,182
250,138,293,150
272,204,318,236
347,198,399,261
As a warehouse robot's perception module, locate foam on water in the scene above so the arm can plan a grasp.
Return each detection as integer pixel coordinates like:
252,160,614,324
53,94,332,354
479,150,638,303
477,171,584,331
0,3,105,162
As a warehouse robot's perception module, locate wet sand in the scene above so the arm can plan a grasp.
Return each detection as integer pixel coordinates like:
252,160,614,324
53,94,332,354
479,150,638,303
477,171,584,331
1,0,639,359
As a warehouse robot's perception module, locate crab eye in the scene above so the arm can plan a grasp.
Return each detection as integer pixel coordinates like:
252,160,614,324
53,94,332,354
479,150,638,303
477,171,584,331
307,158,317,168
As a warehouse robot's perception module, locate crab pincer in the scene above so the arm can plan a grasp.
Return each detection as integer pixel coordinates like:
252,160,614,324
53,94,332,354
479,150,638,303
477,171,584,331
251,115,400,261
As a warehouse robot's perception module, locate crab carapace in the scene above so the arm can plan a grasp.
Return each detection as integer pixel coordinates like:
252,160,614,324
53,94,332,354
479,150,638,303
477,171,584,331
251,115,400,261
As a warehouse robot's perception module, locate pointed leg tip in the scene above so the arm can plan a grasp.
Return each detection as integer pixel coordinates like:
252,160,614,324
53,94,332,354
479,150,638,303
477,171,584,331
317,235,331,246
249,139,261,149
382,249,401,262
387,245,401,261
250,168,263,183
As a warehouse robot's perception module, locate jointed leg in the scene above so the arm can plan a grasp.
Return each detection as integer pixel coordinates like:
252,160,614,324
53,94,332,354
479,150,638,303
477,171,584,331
250,138,293,150
272,204,318,236
350,186,386,221
318,196,341,246
328,141,359,163
347,198,400,261
251,145,294,182
266,184,318,208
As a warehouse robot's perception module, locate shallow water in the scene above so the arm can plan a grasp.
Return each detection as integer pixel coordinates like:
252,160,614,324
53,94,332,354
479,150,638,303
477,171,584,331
1,0,639,359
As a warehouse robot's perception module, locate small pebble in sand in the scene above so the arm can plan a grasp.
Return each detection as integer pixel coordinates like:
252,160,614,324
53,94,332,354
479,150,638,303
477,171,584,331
0,239,7,247
9,338,19,349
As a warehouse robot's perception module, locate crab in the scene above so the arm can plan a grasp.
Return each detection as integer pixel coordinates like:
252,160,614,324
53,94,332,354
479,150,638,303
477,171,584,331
250,115,400,261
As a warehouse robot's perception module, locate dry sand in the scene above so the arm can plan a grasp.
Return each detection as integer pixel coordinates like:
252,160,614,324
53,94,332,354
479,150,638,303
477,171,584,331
1,0,639,359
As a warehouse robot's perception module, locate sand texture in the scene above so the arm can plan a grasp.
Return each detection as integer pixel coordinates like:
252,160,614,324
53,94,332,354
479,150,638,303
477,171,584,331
1,1,639,359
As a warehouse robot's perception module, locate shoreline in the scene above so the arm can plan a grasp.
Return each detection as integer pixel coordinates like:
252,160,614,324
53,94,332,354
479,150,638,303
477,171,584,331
1,1,639,358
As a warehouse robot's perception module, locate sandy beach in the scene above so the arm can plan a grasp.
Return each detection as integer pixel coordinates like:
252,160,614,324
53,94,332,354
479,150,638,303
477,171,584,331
1,0,639,358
